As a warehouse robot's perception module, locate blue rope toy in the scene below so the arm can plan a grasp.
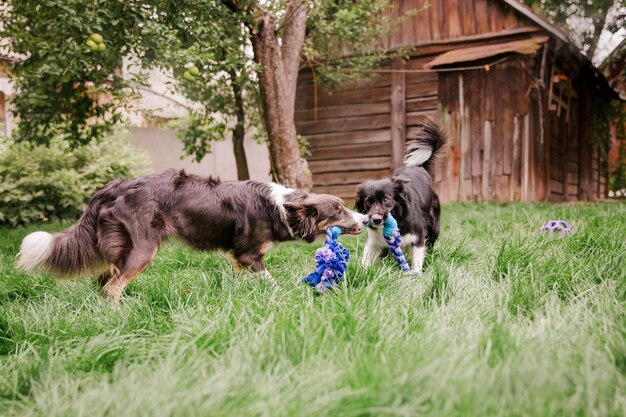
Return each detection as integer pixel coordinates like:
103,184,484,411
366,214,416,274
303,226,350,292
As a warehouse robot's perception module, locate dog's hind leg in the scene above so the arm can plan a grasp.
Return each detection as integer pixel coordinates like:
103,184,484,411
101,243,159,303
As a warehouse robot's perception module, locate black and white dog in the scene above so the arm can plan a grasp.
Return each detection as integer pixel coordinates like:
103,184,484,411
355,120,446,273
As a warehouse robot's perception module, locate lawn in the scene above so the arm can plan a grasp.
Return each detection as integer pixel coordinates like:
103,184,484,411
0,202,625,417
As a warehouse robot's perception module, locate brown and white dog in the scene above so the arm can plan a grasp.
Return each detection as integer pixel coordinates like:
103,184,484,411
17,170,365,302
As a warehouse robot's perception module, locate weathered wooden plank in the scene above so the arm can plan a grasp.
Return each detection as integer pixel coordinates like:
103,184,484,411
297,114,391,136
450,108,462,200
460,74,471,181
493,67,504,177
297,74,391,96
405,96,439,112
296,85,391,108
415,0,432,44
470,71,483,180
463,0,477,36
475,0,490,34
390,59,407,170
567,184,579,196
314,169,391,186
295,102,391,122
504,5,519,29
510,115,522,200
307,130,390,149
309,157,391,174
405,57,440,71
549,165,565,182
405,80,439,98
502,66,514,175
309,143,391,161
482,120,492,199
496,175,510,202
406,110,437,126
522,114,530,201
430,0,443,40
390,0,405,48
549,179,565,196
447,0,462,38
312,184,360,199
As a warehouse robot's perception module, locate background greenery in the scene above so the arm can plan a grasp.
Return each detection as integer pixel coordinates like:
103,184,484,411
0,129,150,226
0,202,624,417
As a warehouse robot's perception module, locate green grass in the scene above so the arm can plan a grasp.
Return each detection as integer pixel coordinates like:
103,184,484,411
0,202,625,417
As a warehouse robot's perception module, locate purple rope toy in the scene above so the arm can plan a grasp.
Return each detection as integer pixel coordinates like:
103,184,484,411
540,220,574,237
303,226,349,292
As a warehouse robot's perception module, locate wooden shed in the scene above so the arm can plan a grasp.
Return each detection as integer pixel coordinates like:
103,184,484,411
296,0,617,202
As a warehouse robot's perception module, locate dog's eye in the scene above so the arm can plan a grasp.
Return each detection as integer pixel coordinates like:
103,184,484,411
335,206,342,214
383,197,391,205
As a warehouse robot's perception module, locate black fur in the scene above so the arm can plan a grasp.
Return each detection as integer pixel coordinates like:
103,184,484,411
356,119,446,269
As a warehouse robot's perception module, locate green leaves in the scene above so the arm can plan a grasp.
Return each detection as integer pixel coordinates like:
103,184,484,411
305,0,401,88
0,129,149,226
522,0,625,60
1,0,166,146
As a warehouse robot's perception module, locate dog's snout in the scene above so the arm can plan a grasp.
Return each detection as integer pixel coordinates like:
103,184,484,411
371,214,384,225
350,211,368,228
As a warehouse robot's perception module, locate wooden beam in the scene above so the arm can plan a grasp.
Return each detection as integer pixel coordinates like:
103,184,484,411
390,59,406,170
482,120,492,199
522,114,530,201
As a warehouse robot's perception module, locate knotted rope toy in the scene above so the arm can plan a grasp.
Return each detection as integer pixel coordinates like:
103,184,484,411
366,214,416,274
540,220,574,237
303,226,350,292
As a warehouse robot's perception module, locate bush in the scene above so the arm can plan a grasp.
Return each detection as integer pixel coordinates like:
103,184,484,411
0,129,150,226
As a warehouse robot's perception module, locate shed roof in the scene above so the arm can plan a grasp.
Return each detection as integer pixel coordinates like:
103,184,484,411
425,35,549,68
499,0,569,44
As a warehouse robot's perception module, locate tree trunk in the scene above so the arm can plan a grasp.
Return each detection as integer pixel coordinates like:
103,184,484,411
230,70,250,180
249,2,313,190
586,9,609,62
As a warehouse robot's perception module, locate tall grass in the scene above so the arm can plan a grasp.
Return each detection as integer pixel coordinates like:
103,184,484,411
0,202,624,416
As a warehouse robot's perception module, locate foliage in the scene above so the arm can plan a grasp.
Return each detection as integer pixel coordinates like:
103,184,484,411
0,203,625,415
169,113,229,163
154,0,263,163
609,103,626,194
522,0,625,60
304,0,408,87
1,1,400,166
0,1,165,146
0,129,150,226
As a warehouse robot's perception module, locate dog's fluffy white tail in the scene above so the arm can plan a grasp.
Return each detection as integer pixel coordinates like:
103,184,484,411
16,231,54,272
404,119,447,174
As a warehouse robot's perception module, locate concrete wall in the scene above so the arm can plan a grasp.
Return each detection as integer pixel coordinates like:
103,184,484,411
127,127,272,182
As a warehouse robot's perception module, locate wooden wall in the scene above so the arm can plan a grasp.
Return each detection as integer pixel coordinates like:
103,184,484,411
436,59,535,202
296,66,394,199
382,0,533,50
295,0,609,202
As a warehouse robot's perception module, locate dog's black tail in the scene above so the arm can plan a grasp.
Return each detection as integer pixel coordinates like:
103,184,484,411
404,119,447,174
16,179,124,277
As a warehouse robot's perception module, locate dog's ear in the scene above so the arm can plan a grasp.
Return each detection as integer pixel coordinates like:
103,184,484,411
355,185,366,213
284,202,319,243
392,176,410,193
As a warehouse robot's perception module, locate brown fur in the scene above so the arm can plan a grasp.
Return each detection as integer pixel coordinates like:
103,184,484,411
19,170,364,302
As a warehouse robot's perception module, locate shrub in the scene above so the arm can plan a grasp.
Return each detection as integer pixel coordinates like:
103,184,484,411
0,129,150,226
